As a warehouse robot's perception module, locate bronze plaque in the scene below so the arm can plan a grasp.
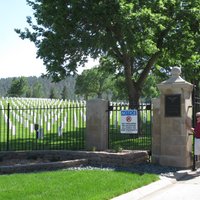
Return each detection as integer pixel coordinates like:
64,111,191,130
165,94,181,117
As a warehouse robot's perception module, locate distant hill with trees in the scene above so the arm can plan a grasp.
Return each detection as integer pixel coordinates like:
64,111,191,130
0,76,76,99
0,65,160,102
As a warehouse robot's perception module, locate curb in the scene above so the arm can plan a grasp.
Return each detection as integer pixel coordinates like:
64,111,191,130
173,169,192,180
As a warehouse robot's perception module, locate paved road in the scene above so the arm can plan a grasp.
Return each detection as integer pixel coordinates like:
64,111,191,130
112,169,200,200
141,169,200,200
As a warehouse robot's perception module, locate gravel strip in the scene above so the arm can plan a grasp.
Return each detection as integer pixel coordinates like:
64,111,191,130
64,163,181,178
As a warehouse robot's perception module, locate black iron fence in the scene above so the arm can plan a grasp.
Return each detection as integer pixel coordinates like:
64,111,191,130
193,88,200,121
0,103,86,151
108,102,152,151
0,99,152,152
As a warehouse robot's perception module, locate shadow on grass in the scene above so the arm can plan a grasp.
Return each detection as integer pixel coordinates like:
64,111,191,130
109,124,151,150
0,128,86,151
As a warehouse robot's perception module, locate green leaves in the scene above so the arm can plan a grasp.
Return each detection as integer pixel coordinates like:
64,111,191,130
16,0,200,105
7,77,29,97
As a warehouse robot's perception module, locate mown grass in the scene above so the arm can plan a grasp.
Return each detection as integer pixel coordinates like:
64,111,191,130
110,136,151,150
0,169,159,200
109,126,152,150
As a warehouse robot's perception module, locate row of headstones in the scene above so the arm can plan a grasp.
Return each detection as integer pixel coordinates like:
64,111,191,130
1,115,79,138
0,106,86,137
1,97,86,108
2,106,86,123
1,99,150,134
0,97,86,118
0,98,86,123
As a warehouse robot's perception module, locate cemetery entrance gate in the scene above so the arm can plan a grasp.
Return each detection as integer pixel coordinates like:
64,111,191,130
108,102,152,151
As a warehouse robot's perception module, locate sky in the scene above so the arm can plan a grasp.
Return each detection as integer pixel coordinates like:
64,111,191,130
0,0,97,79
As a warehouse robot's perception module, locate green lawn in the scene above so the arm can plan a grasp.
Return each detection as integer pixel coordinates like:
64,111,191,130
0,169,159,200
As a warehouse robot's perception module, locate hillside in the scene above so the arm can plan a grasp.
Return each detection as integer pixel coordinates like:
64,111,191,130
0,76,76,99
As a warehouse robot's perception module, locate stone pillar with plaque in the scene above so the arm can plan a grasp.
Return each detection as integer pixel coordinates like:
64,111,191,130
152,67,193,168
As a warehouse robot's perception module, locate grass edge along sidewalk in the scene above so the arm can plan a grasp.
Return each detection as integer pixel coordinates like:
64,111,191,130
0,169,159,200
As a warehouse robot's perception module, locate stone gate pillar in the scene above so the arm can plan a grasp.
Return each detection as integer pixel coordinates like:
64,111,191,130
86,99,109,151
152,67,193,168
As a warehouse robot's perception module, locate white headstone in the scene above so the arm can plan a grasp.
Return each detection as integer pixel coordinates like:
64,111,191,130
39,128,44,139
74,112,77,127
12,126,16,136
47,122,51,131
58,126,62,136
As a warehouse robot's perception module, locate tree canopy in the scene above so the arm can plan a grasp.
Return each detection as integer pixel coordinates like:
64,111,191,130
75,58,115,100
7,77,28,97
16,0,200,107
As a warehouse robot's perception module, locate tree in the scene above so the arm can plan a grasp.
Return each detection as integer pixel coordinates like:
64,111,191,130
0,76,77,99
61,85,68,100
7,77,28,97
16,1,200,108
75,68,108,99
112,76,128,101
25,85,32,97
32,81,43,98
75,70,94,100
180,53,200,96
49,87,57,99
75,57,115,100
141,74,160,102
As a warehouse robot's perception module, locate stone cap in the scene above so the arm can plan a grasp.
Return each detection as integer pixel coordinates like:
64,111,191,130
157,67,193,92
158,66,193,85
162,67,190,84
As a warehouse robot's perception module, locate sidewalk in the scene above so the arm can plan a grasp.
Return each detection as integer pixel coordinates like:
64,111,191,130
111,168,200,200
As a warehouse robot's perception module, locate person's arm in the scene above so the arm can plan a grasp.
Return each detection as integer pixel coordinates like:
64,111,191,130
185,117,194,133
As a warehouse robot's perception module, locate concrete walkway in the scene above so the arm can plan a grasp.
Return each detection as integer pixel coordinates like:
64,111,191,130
112,168,200,200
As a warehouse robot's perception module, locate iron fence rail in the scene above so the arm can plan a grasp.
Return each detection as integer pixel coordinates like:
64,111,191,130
0,103,86,151
0,100,152,152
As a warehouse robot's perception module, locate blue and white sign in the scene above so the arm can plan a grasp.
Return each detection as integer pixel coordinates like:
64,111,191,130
120,109,138,134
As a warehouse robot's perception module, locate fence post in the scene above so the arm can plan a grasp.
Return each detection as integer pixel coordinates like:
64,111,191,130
7,103,10,151
86,99,109,151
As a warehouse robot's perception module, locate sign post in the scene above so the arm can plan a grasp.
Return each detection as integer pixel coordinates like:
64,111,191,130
120,110,138,134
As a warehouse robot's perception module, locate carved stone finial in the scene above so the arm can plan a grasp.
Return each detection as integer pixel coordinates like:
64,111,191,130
158,66,193,86
171,66,181,78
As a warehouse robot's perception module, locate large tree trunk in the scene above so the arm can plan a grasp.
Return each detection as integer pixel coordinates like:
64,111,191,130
124,65,140,109
124,52,161,109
